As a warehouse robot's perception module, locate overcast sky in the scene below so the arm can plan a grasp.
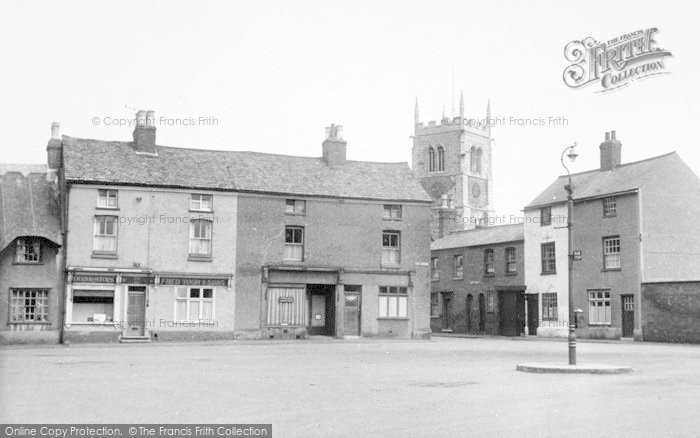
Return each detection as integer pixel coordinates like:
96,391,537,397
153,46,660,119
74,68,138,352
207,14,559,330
1,0,698,220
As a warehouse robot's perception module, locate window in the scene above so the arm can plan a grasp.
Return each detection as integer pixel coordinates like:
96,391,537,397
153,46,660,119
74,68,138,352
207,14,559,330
505,247,517,273
175,287,214,321
475,148,483,174
97,189,118,208
190,194,213,212
588,289,611,325
382,231,401,265
93,216,118,254
437,146,445,171
189,219,212,257
541,243,556,274
430,293,439,318
10,289,49,322
378,286,408,318
540,206,552,226
383,204,402,220
542,293,558,321
484,249,495,275
15,238,41,263
469,146,477,172
285,199,306,215
428,147,436,172
603,197,617,217
430,257,439,281
603,236,621,270
72,290,113,323
453,254,464,279
284,226,304,261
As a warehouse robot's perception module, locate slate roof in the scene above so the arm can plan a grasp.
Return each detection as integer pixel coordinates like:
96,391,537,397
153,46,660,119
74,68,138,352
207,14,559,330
524,152,687,209
431,224,524,251
0,164,61,252
62,136,432,202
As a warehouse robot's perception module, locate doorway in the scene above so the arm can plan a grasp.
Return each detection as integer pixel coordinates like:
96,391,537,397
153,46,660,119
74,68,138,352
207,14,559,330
466,294,473,332
527,294,539,335
343,285,361,336
308,284,335,336
498,290,525,336
621,295,634,338
440,292,452,332
478,293,486,332
126,286,146,336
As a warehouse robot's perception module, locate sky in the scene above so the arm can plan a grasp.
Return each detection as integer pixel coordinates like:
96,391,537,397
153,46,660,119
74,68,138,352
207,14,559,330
1,0,698,220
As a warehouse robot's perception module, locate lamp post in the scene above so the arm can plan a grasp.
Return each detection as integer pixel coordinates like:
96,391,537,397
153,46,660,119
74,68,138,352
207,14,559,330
561,142,578,365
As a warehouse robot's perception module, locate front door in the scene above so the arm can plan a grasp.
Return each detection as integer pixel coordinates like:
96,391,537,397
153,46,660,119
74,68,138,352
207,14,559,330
441,293,452,331
343,288,361,336
127,286,146,336
621,295,634,338
527,294,539,336
478,293,486,332
466,294,473,332
308,284,335,336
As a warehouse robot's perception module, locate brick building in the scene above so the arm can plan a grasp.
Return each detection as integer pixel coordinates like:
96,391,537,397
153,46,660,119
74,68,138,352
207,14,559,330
429,224,526,336
524,131,700,342
56,112,433,342
0,154,63,343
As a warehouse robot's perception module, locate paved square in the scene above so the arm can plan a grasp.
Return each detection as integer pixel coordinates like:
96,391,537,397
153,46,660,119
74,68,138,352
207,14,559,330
1,337,698,437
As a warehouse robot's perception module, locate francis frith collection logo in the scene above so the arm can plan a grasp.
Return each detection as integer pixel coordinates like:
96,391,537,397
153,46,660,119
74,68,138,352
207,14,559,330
563,27,672,92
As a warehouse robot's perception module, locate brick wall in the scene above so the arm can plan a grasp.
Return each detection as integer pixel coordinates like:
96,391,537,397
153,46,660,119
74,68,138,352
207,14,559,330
642,282,700,343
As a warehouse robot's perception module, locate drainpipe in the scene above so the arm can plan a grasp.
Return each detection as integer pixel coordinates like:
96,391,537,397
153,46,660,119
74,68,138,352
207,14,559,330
58,178,69,344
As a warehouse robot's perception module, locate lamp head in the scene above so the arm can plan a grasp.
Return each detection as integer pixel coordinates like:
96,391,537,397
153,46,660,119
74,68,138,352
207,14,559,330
567,142,578,162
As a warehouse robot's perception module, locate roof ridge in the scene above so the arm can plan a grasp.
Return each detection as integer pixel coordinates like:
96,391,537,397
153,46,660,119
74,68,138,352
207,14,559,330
556,151,679,179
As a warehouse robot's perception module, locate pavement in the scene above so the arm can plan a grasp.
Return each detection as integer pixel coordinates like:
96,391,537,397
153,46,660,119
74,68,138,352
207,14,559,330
1,336,699,437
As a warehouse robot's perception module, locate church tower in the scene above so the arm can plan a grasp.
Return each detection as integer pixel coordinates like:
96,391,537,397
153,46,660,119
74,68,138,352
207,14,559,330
411,93,494,239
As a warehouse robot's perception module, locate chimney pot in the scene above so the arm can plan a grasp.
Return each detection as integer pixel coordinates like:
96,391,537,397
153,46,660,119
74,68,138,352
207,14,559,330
605,132,610,141
611,130,616,140
51,121,60,139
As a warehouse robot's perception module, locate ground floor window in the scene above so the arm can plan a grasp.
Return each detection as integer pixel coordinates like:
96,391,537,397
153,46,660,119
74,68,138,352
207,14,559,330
541,292,558,321
72,289,114,323
588,289,611,325
430,292,439,317
175,287,214,321
10,288,49,322
378,286,407,318
266,287,306,326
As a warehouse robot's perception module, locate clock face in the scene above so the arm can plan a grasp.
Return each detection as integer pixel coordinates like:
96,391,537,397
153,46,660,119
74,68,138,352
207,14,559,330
471,182,481,197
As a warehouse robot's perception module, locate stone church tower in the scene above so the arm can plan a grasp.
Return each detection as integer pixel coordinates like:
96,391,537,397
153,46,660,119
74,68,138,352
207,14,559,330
411,93,494,239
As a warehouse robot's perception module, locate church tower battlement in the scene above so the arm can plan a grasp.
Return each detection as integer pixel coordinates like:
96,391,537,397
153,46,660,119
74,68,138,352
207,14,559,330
411,92,495,239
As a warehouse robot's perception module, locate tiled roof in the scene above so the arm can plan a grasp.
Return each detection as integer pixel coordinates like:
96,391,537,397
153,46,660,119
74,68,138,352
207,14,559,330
0,164,61,252
431,224,523,251
62,136,432,202
524,152,687,209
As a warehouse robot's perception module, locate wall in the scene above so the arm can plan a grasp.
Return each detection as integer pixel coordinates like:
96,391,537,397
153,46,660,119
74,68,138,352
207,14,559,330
642,282,700,343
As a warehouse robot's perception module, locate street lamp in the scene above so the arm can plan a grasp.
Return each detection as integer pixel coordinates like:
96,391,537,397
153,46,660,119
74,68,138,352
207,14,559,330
561,142,578,365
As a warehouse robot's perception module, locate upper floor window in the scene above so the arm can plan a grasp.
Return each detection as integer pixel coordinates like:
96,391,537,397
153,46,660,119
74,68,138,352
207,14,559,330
453,254,464,279
382,231,401,265
189,219,212,257
437,146,445,171
541,242,556,274
484,249,495,275
505,247,517,273
284,226,304,261
190,194,213,212
430,257,439,281
93,215,118,254
603,197,617,217
383,204,402,220
15,238,41,263
603,236,621,270
540,206,552,226
475,148,483,174
97,189,118,209
10,288,49,323
428,147,436,172
378,286,408,318
285,199,306,215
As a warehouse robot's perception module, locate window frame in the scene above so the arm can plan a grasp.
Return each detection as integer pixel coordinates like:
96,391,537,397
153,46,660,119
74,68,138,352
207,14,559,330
603,236,621,270
71,289,115,324
541,242,556,274
93,215,118,256
505,247,517,274
381,231,401,266
453,254,464,279
430,292,440,318
603,196,617,217
437,146,445,171
540,206,552,226
14,238,42,264
378,286,408,318
484,248,495,275
9,288,49,323
541,292,558,321
428,147,436,172
588,289,612,326
284,226,305,262
190,193,213,212
189,219,213,258
97,189,118,209
382,204,403,220
430,257,440,281
174,287,215,322
285,199,306,216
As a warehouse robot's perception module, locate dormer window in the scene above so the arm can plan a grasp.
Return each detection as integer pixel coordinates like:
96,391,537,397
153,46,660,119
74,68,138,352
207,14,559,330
15,238,41,263
190,194,213,212
97,189,118,209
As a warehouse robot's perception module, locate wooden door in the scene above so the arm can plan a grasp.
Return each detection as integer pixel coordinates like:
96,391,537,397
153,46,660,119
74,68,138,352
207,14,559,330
127,286,146,336
622,295,634,338
527,294,539,335
343,292,361,336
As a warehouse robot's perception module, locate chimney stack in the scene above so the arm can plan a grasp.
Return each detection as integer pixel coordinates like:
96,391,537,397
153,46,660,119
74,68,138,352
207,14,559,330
133,110,157,155
599,130,622,171
322,124,347,166
46,121,62,172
